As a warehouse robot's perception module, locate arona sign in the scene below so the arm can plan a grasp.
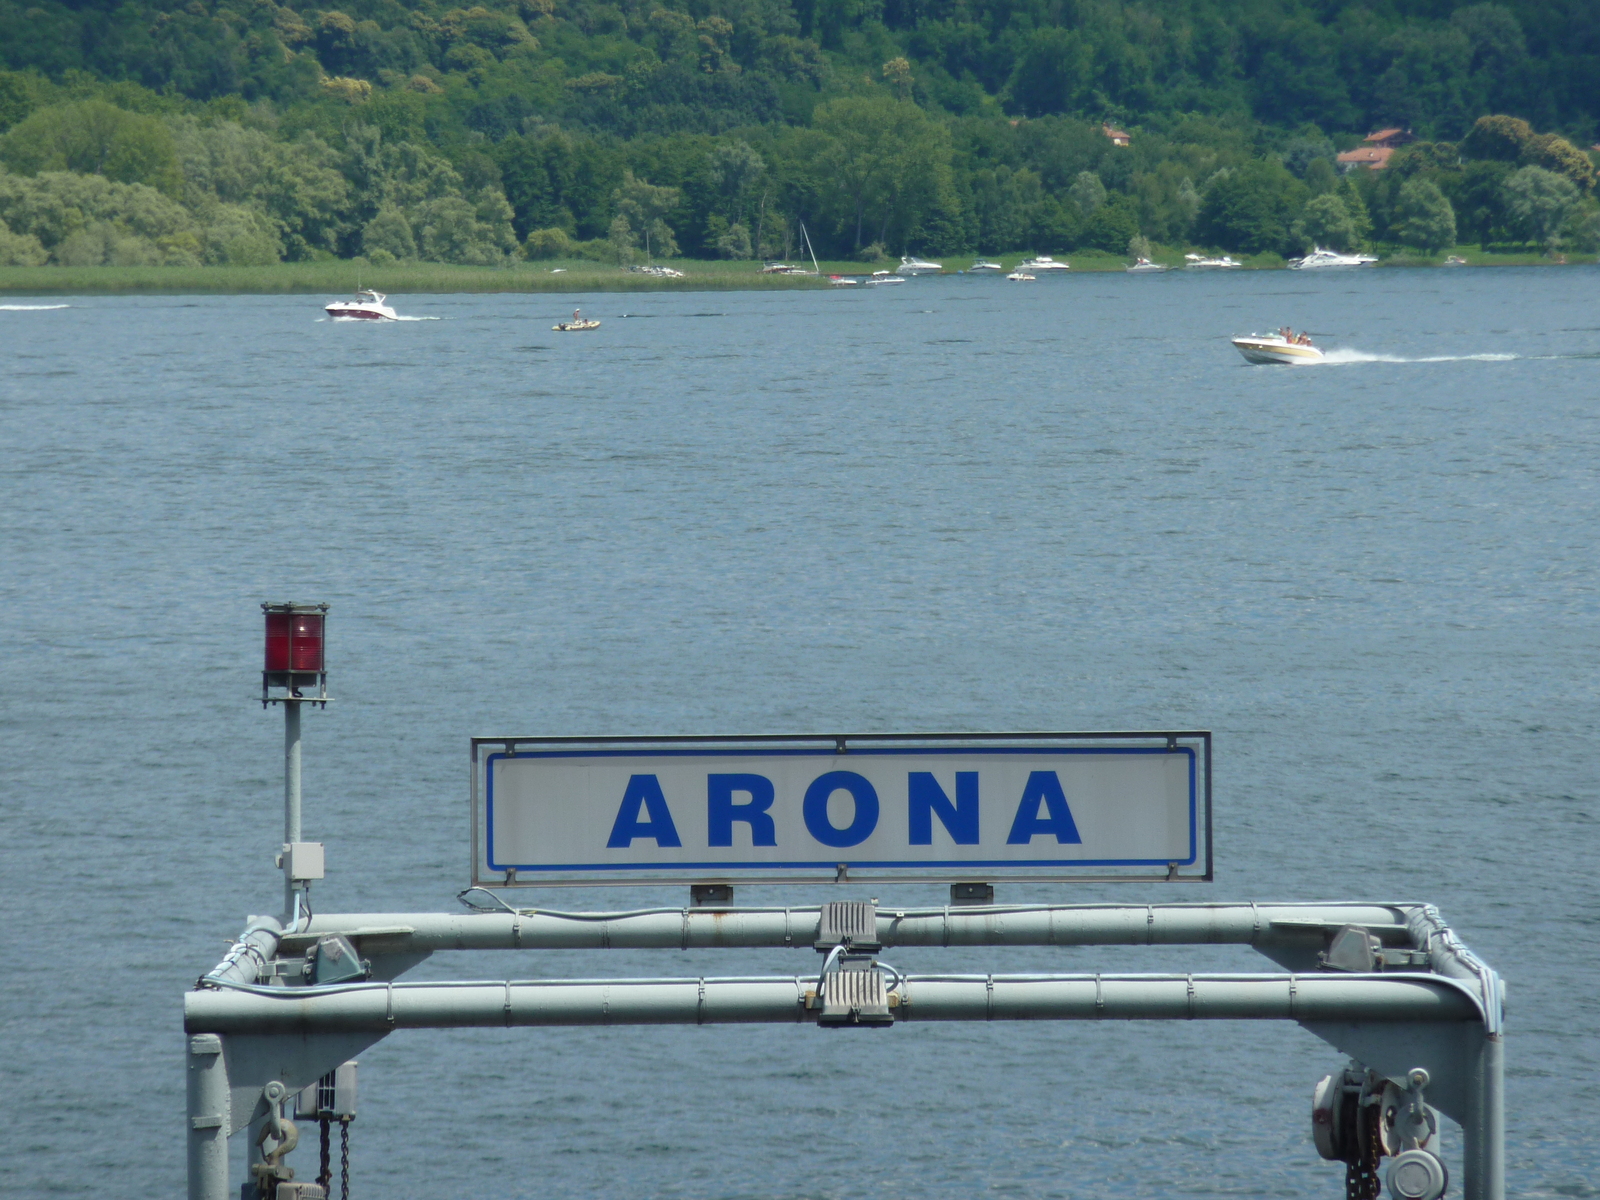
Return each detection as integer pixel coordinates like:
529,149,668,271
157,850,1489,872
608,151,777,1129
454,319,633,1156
471,733,1211,885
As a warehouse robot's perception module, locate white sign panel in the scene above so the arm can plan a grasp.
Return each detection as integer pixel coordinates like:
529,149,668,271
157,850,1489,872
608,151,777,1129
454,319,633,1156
477,737,1207,883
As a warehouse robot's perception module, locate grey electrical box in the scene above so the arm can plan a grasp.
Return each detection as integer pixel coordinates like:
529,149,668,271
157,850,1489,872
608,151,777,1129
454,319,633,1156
814,901,880,953
295,1061,357,1119
816,967,894,1027
282,842,325,881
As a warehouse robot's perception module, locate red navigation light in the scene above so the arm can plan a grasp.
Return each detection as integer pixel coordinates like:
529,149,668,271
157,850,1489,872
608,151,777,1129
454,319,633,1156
262,602,329,703
289,612,324,672
265,611,292,672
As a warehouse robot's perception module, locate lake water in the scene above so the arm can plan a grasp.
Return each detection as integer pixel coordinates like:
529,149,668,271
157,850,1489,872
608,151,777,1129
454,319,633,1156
2,268,1598,1199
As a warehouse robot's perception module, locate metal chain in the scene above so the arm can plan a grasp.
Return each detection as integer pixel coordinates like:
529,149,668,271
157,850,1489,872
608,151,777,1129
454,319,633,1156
1345,1101,1383,1200
319,1117,332,1194
340,1117,351,1200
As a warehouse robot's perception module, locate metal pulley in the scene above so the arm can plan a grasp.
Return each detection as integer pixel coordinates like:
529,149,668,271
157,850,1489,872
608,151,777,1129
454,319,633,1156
1387,1150,1449,1200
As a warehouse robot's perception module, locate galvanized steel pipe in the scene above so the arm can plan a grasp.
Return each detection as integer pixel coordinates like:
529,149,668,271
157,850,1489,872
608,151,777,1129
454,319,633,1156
185,972,1481,1035
296,902,1416,953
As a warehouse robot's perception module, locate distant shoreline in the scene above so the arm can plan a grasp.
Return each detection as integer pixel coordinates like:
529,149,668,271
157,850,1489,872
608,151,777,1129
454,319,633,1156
0,251,1583,295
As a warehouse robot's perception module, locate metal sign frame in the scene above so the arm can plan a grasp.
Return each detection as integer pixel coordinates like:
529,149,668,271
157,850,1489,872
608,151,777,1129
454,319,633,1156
469,731,1212,887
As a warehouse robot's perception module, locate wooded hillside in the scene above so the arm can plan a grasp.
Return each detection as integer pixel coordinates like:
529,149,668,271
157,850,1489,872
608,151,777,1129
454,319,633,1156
1,0,1596,266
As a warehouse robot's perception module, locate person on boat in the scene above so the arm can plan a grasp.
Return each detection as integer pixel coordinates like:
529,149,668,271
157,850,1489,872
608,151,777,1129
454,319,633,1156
573,307,581,323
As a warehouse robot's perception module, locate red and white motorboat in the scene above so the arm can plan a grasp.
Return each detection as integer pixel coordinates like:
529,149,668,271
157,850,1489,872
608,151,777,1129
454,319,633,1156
324,289,397,320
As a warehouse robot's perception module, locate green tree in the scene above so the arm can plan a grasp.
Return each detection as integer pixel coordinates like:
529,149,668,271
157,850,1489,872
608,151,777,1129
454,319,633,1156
1081,194,1139,252
1521,133,1594,192
1005,28,1091,117
813,95,954,253
0,216,47,264
1068,170,1106,215
1459,114,1533,163
706,141,764,227
1196,161,1306,255
1293,193,1362,252
362,204,416,260
1393,179,1456,251
0,72,34,134
613,170,681,258
1501,166,1578,249
0,101,181,194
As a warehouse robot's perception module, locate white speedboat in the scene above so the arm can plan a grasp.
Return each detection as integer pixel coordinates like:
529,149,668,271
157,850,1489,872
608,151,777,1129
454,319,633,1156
325,289,397,320
1444,255,1468,266
828,275,859,287
1231,331,1324,365
759,261,806,274
1126,257,1168,273
864,271,905,285
1016,255,1070,273
967,259,1004,273
1184,254,1241,270
896,254,943,275
1290,247,1378,269
1005,270,1035,281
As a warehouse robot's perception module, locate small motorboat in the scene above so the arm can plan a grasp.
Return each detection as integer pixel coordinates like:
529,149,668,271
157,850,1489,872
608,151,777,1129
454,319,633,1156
759,261,807,275
896,254,943,275
1016,255,1070,273
1126,257,1168,273
1231,330,1324,365
553,308,601,331
967,259,1004,273
1005,270,1035,281
1184,254,1242,270
1289,247,1378,269
325,289,397,320
1444,255,1468,266
828,275,859,287
863,271,905,285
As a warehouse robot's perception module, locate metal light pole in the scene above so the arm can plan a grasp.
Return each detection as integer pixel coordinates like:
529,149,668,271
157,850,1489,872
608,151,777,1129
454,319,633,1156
262,603,329,924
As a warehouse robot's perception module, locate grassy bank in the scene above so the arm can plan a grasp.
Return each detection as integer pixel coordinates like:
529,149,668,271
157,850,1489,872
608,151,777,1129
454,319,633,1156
1,248,1589,295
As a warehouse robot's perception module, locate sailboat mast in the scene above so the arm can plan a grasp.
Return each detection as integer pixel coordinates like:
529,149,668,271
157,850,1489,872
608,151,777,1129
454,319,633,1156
801,222,820,275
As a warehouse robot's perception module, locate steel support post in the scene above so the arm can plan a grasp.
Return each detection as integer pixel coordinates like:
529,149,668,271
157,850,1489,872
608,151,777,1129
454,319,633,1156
1462,1032,1505,1200
186,1034,229,1200
283,700,301,920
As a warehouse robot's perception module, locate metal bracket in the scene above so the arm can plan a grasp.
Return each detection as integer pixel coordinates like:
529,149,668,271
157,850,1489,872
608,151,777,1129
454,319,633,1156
950,882,994,905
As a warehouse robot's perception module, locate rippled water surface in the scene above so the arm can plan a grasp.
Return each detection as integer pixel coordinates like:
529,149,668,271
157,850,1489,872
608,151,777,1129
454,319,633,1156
3,268,1598,1198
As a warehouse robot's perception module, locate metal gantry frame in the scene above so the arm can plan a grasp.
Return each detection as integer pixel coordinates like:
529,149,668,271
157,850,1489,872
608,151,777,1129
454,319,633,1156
186,898,1504,1200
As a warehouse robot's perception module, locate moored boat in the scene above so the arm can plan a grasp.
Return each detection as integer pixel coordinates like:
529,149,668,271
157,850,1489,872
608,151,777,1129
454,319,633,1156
1231,330,1324,365
325,289,397,320
896,254,943,275
1126,257,1168,273
1289,247,1379,269
864,270,905,285
967,259,1004,273
1184,253,1242,270
1005,270,1035,281
1016,255,1070,273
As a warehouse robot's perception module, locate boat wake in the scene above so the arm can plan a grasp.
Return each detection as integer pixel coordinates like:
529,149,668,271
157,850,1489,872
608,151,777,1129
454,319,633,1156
325,313,440,322
1320,348,1519,365
1,303,69,310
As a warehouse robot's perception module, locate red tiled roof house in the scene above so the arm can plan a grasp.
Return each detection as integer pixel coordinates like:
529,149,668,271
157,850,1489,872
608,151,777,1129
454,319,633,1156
1337,128,1415,170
